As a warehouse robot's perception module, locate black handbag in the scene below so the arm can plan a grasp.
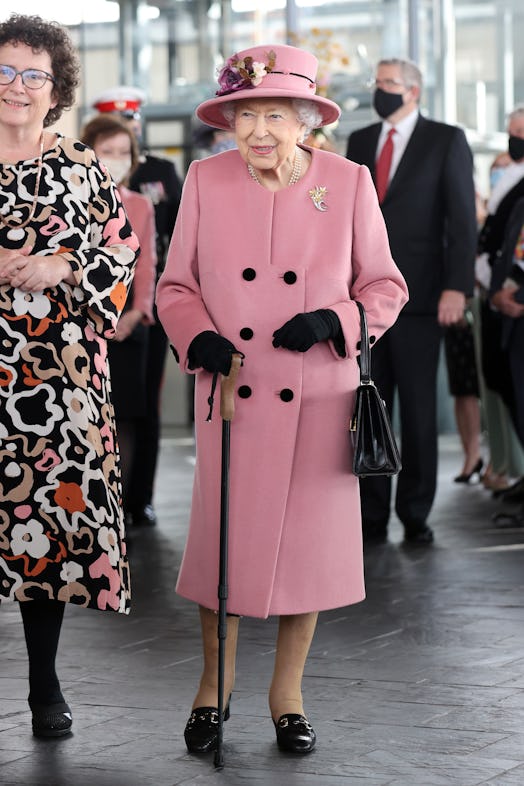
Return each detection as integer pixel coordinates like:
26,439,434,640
350,301,402,477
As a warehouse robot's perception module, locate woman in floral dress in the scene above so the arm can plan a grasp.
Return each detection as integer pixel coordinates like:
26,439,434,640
0,14,139,737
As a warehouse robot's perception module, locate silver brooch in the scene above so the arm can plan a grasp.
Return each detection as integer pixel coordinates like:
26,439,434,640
309,185,328,211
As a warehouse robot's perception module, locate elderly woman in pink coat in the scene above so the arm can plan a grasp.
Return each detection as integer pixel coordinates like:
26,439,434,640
156,44,408,755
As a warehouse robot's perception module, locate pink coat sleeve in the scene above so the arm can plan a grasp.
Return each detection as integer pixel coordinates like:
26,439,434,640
156,162,217,368
121,189,157,324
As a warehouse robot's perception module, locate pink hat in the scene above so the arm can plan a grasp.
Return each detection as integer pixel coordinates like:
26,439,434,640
196,44,340,131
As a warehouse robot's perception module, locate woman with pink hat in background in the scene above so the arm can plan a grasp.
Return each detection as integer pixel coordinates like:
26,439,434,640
157,43,408,755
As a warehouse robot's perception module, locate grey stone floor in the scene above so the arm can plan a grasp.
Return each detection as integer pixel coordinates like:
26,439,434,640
1,431,524,786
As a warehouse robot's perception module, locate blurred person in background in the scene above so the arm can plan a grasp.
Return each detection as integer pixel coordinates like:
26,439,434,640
92,87,183,527
476,106,524,502
81,114,156,529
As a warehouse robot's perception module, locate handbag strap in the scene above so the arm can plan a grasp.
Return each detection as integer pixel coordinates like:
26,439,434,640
355,301,371,384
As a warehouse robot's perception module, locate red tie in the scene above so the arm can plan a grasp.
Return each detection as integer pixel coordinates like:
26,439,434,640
375,128,396,203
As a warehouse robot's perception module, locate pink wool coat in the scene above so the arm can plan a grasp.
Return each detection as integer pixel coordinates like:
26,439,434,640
156,147,408,618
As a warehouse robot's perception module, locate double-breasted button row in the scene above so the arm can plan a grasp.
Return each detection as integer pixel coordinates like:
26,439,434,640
241,268,298,285
238,268,297,403
236,387,295,402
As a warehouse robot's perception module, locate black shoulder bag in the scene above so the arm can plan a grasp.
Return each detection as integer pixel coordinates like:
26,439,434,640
350,301,402,477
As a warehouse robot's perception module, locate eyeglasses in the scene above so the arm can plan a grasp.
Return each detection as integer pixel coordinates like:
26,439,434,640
0,64,55,89
368,78,407,90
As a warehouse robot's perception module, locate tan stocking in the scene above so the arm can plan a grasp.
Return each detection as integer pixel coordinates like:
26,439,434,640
192,605,239,710
269,611,318,721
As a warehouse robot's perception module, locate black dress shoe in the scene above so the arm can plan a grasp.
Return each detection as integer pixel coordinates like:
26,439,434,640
497,477,524,504
132,504,157,527
274,713,316,754
184,702,230,753
404,523,434,544
31,702,73,738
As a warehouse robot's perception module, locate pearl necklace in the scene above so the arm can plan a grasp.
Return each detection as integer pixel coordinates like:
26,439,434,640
0,132,44,230
247,147,302,187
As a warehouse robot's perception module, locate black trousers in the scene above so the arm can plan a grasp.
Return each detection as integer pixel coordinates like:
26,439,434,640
359,314,442,532
128,310,168,512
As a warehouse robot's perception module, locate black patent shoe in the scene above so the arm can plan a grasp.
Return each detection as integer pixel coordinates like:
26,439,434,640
31,702,73,738
184,702,230,753
274,713,316,754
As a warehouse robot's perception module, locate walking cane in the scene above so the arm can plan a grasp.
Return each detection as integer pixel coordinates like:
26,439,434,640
214,352,242,770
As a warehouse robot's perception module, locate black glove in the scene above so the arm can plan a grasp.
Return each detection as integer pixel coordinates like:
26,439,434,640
187,330,237,375
272,309,342,352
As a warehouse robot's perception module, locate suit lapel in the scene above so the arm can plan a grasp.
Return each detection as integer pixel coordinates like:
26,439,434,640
359,124,381,172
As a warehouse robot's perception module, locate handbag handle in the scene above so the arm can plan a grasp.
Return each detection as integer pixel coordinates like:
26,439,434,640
355,301,371,384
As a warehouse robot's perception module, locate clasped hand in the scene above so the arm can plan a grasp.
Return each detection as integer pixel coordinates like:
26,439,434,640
0,246,73,292
272,310,339,352
491,288,524,319
437,290,466,326
114,309,143,342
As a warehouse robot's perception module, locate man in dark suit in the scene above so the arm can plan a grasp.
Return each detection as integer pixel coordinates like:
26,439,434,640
346,58,477,544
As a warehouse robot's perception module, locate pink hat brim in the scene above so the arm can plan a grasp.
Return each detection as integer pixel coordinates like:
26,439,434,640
196,88,340,132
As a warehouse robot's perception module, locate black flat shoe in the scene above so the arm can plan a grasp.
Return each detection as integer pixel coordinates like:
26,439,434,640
31,702,72,738
274,713,316,754
184,701,230,753
404,523,434,544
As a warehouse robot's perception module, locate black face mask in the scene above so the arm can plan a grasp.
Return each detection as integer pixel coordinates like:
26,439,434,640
508,135,524,162
373,88,404,120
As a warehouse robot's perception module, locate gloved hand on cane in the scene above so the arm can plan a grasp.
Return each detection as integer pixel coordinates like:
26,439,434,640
272,309,342,352
188,330,238,375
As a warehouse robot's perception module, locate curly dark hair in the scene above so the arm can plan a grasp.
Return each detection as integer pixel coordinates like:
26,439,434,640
0,14,80,128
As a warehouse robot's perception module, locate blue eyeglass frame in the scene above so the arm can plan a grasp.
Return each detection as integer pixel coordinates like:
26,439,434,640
0,65,56,88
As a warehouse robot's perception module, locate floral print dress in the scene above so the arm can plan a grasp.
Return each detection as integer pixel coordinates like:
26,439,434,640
0,134,139,613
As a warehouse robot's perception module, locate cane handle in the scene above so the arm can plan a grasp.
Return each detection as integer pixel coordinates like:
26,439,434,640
220,353,242,421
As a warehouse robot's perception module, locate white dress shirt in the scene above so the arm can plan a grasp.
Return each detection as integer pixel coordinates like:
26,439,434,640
376,108,419,186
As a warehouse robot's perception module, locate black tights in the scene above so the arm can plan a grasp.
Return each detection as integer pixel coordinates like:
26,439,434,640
19,599,65,707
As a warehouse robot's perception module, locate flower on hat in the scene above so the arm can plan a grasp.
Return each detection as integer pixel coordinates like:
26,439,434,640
216,49,277,96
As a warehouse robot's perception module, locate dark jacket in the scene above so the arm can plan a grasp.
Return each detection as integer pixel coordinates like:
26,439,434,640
129,153,183,270
479,177,524,260
490,196,524,348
